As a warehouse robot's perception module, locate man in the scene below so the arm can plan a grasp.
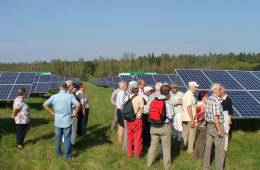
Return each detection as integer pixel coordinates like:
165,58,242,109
220,85,233,151
116,81,128,142
180,81,198,153
147,82,162,104
124,82,144,157
110,87,120,133
142,86,153,104
203,83,225,170
138,79,146,96
122,81,137,150
72,83,78,96
145,85,174,169
42,82,80,160
76,83,90,137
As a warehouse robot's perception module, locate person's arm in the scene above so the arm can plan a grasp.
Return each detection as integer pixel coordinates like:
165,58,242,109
228,98,233,125
174,102,183,106
213,115,223,137
42,104,55,117
187,106,195,127
12,108,19,118
70,104,81,119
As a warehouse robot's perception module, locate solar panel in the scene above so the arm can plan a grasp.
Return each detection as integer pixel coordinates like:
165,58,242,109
167,74,185,87
39,74,52,82
179,86,188,93
0,72,19,84
51,75,60,82
59,76,65,82
112,77,122,83
50,83,59,90
202,70,244,90
107,77,113,82
34,74,40,82
31,83,38,92
0,85,13,100
227,91,260,118
15,72,36,84
108,82,114,88
228,71,260,90
35,83,50,93
8,85,32,100
248,91,260,103
152,75,171,85
251,71,260,80
120,75,133,83
113,82,119,89
136,74,155,86
175,69,212,89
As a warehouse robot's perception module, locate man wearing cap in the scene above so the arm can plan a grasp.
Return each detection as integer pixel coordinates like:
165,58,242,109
124,82,144,157
76,83,90,137
122,81,137,150
180,81,199,153
42,82,80,160
142,86,153,104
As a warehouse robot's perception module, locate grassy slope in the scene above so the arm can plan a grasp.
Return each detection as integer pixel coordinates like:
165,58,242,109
0,81,259,170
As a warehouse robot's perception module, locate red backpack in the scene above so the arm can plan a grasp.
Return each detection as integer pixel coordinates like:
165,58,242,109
147,98,167,124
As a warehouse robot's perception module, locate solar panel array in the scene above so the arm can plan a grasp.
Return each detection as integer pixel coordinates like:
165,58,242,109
175,69,260,118
0,72,81,100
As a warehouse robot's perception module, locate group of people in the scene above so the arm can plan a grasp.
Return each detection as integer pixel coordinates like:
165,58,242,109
111,79,233,170
12,81,89,160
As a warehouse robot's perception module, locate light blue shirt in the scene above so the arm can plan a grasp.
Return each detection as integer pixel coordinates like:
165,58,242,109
116,90,125,109
144,95,175,123
44,90,79,128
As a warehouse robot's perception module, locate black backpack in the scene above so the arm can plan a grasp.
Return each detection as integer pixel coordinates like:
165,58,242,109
122,95,139,121
147,98,167,124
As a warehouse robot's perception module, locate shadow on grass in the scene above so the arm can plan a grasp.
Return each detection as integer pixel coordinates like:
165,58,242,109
0,118,51,140
24,132,55,145
73,124,112,157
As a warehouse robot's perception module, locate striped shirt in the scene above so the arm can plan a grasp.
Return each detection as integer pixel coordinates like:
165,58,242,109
204,94,224,124
144,95,175,123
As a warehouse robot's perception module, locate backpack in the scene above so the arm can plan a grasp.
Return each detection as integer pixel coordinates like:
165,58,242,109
147,98,167,124
122,95,140,121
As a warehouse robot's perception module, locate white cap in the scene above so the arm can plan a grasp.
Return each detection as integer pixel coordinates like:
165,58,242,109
189,81,199,87
129,81,137,88
144,86,153,92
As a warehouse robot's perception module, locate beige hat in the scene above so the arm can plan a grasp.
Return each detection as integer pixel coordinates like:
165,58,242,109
129,81,137,88
189,81,199,87
144,86,153,92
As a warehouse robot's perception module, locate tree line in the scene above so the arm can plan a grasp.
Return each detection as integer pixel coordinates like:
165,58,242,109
0,52,260,80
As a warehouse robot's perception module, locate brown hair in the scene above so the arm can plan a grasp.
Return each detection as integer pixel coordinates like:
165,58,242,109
198,90,208,101
160,85,170,96
77,83,84,90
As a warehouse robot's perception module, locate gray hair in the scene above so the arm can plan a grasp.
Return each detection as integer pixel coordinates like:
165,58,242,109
18,87,26,96
170,83,179,92
131,88,139,93
155,82,162,91
210,83,221,93
220,85,225,92
118,81,126,89
65,80,73,87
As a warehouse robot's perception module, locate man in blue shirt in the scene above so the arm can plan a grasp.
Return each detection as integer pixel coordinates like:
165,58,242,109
145,85,175,169
43,82,80,160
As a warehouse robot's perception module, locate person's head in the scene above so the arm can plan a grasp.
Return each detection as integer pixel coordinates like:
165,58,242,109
198,90,208,102
188,81,199,93
210,83,221,96
65,80,73,92
72,83,78,93
163,82,169,85
138,79,146,90
220,85,226,97
144,86,153,96
130,82,139,93
119,81,127,91
160,85,171,96
77,83,85,92
170,83,179,94
129,81,136,89
59,82,67,91
155,82,162,92
18,87,26,97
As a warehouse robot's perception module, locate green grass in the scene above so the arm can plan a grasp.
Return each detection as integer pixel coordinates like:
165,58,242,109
0,81,260,169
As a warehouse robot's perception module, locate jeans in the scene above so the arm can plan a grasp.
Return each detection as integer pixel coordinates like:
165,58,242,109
77,108,89,136
55,125,72,160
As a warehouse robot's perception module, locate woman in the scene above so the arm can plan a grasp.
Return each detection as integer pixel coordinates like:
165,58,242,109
193,90,208,159
12,87,30,149
170,83,184,142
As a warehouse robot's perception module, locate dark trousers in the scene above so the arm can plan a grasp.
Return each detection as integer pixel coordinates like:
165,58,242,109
193,127,207,159
77,108,89,137
16,124,28,145
142,114,150,144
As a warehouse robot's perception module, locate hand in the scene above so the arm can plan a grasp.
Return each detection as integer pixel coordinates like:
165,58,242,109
229,119,232,126
11,114,15,118
70,114,76,120
51,112,55,117
218,130,223,137
194,123,199,129
174,103,178,106
190,120,195,128
83,113,87,117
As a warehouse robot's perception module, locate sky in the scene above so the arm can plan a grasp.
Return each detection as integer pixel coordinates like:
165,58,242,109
0,0,260,63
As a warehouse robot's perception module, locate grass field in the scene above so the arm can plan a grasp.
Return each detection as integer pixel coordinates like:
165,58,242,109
1,81,260,170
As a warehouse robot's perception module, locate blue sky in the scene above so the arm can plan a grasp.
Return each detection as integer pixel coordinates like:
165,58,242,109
0,0,259,63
